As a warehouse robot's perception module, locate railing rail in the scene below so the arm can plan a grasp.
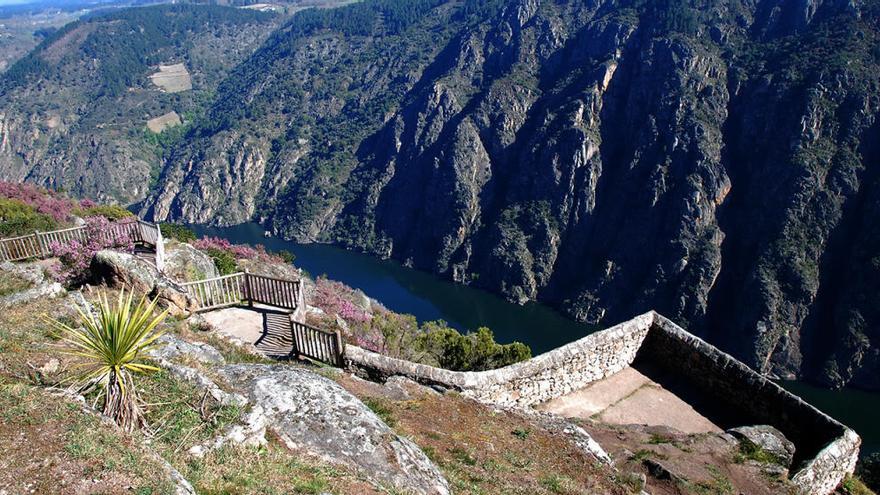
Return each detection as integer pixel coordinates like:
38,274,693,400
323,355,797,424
182,272,301,314
0,219,161,262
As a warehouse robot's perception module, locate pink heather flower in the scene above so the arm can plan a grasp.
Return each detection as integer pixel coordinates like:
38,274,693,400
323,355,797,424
355,326,385,353
50,216,135,284
313,278,372,324
0,181,76,223
192,236,283,263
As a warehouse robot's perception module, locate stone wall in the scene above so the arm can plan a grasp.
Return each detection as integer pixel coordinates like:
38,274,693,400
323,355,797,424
643,315,860,495
345,311,654,407
345,311,860,494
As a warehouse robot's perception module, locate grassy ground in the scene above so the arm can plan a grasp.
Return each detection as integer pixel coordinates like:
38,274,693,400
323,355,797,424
841,475,877,495
335,374,632,495
0,290,381,494
0,270,32,297
0,383,176,494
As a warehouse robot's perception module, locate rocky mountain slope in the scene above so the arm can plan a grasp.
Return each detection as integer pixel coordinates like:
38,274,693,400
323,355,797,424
0,4,277,204
141,0,880,391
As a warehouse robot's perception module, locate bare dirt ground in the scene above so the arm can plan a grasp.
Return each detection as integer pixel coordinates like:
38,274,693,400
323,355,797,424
146,111,182,133
202,305,296,358
149,63,192,93
584,421,797,495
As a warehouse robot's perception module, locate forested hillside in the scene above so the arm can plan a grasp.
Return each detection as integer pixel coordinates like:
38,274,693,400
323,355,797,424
143,0,880,391
0,4,276,203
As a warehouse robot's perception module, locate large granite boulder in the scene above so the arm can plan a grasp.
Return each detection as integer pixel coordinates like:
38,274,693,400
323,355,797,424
727,425,796,467
216,364,450,495
150,334,226,365
163,241,218,282
90,250,194,315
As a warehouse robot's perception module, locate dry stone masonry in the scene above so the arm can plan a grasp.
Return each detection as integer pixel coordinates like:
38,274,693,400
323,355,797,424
345,311,860,495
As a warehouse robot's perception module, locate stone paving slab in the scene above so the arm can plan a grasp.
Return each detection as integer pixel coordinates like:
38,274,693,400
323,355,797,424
202,305,294,358
537,367,651,418
538,366,722,434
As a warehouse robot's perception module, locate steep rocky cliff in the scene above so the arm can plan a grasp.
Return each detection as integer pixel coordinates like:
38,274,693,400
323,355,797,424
141,0,879,390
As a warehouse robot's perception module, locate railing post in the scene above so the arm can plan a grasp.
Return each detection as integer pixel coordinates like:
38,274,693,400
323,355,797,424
334,330,345,368
155,224,165,273
292,280,306,322
33,231,44,257
289,315,300,360
244,270,253,307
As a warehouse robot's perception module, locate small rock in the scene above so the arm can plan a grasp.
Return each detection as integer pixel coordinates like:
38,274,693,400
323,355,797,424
727,425,795,467
40,359,60,374
746,459,788,478
643,458,682,483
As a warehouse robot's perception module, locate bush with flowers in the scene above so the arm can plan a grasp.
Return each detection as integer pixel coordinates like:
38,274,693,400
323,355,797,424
312,277,372,324
192,236,287,275
310,276,532,371
50,216,135,285
0,181,77,224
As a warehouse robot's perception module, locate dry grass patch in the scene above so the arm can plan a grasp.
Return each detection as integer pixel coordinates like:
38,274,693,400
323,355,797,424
0,296,78,384
0,270,33,297
336,374,630,495
0,383,176,494
182,436,383,495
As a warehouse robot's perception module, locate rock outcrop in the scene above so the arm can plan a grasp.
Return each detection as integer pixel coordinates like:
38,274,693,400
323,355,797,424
90,250,193,315
163,242,219,282
145,331,449,494
0,261,64,308
217,364,451,495
727,425,797,468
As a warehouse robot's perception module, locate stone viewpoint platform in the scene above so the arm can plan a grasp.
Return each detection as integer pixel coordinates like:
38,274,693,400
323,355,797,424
344,311,861,495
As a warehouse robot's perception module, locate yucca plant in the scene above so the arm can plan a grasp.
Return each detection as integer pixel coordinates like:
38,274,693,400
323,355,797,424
48,289,168,431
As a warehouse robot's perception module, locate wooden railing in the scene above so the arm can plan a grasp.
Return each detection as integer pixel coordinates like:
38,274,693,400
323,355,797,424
0,220,161,263
291,319,345,367
0,232,45,262
181,271,342,366
182,271,301,313
246,272,300,310
180,273,247,312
